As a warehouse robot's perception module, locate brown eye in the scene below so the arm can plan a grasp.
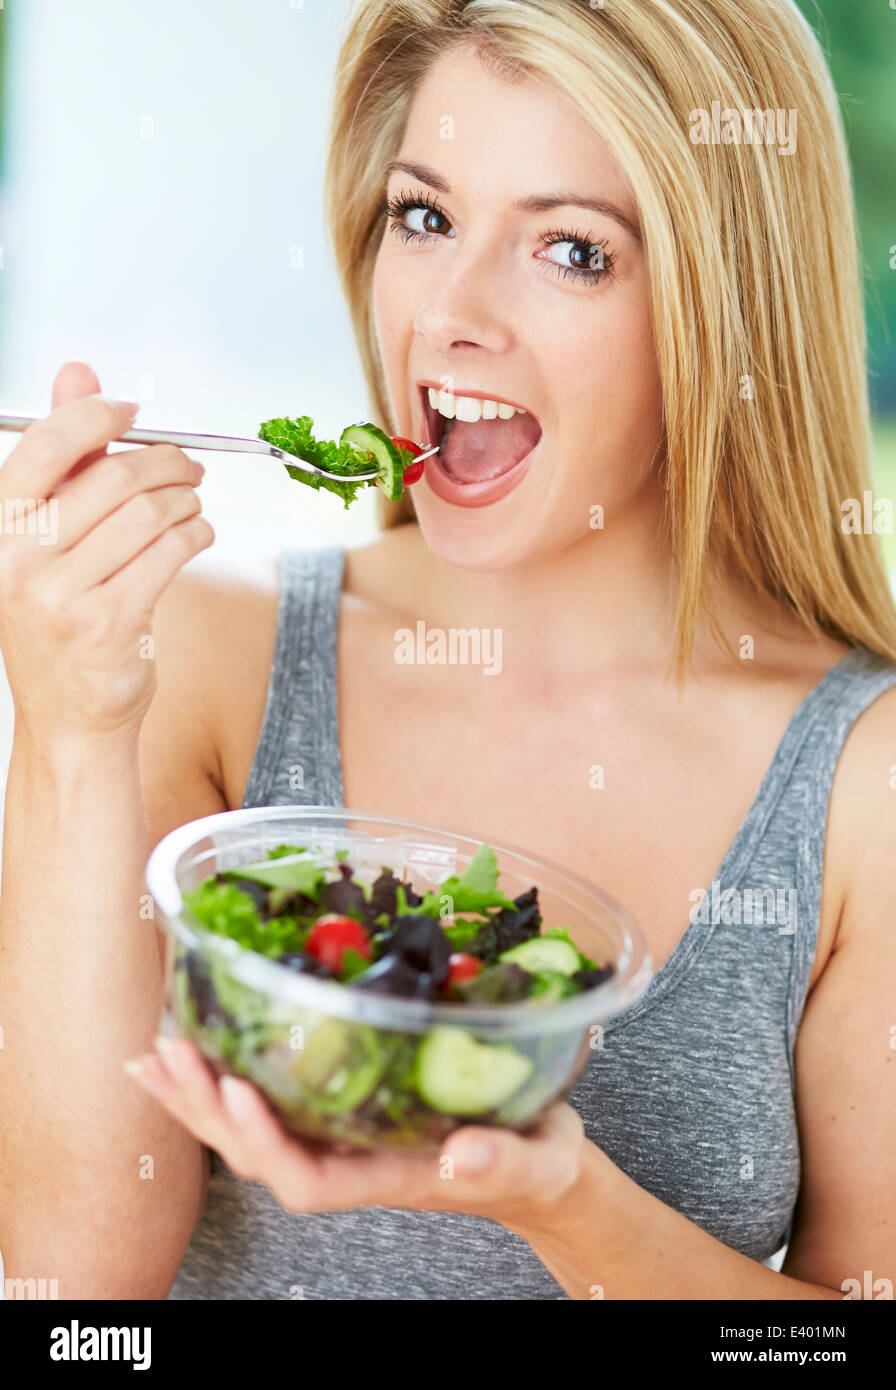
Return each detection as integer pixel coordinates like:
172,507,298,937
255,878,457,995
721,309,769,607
537,230,613,285
384,190,456,243
405,206,451,236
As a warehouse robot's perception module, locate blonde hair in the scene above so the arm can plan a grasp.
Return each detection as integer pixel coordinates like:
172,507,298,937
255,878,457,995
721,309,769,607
322,0,896,673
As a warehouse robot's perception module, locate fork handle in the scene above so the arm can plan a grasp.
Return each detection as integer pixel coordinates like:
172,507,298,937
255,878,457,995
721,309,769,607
118,427,275,455
0,412,276,456
0,414,298,470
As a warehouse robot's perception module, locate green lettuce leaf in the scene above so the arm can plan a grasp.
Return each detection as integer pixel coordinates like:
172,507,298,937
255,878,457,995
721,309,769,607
182,881,307,957
258,415,375,508
222,856,325,896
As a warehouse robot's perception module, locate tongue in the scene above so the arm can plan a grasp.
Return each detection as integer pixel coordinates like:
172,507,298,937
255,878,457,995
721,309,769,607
441,413,541,483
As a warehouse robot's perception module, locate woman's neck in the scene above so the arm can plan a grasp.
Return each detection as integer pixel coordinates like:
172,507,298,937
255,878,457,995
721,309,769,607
351,501,844,687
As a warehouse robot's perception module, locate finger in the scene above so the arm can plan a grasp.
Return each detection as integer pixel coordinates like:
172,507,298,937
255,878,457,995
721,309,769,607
152,1054,307,1187
51,360,102,413
51,445,203,555
143,1036,235,1153
307,1104,585,1215
98,511,215,619
50,360,115,478
208,1093,584,1216
59,482,204,591
217,1075,326,1192
123,1051,176,1101
1,394,139,503
216,1078,423,1211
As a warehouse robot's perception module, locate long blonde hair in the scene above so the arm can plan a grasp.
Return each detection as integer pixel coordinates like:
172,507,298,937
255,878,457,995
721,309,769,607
322,0,896,673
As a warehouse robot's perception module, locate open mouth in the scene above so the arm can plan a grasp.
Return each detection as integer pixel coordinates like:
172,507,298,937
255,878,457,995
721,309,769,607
419,384,542,485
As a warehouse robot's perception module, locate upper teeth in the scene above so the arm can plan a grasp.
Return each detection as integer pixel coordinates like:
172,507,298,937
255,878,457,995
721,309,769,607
427,387,528,422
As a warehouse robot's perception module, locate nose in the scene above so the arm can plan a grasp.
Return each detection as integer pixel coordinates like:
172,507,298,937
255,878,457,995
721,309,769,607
412,249,515,357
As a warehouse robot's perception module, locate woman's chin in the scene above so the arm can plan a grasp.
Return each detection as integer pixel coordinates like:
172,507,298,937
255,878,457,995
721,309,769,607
411,452,553,572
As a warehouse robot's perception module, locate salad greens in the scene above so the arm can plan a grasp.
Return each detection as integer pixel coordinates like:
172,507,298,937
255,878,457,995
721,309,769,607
258,415,414,507
174,841,615,1148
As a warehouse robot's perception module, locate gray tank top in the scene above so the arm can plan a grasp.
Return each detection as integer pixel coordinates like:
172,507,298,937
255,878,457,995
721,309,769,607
169,544,896,1300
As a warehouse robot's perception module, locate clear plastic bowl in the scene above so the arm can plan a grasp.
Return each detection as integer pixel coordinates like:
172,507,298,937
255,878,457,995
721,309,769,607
146,806,652,1151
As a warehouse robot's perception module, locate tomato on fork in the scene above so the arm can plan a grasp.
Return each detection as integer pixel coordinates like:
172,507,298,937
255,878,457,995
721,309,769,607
391,436,426,485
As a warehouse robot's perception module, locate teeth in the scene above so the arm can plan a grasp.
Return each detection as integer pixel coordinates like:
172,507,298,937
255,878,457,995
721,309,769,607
427,386,530,424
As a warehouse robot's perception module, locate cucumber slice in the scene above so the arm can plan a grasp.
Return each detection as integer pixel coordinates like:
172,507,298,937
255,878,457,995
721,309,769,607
498,937,581,976
340,423,405,501
293,1019,387,1114
414,1026,534,1116
527,969,580,1005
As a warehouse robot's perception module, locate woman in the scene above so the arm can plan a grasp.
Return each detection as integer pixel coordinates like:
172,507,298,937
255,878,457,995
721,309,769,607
1,0,894,1300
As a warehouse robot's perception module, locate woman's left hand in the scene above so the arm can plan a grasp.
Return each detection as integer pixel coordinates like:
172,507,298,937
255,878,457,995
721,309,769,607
124,1036,587,1229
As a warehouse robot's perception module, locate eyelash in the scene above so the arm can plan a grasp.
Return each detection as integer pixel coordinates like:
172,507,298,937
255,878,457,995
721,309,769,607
381,188,615,286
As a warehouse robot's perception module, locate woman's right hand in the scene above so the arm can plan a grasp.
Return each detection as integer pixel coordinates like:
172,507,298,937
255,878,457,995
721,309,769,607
0,363,214,743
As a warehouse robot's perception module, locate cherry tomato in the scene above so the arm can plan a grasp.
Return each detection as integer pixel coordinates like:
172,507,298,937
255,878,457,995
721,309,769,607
400,457,424,486
390,436,425,486
445,953,483,987
391,434,421,454
305,915,372,972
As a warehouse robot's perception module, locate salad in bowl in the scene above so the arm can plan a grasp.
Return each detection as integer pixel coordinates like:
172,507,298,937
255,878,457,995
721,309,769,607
145,808,651,1151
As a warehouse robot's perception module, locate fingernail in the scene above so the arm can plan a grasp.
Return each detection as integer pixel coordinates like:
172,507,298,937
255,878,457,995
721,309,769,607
459,1140,494,1172
220,1075,252,1125
192,459,205,483
122,1059,145,1077
154,1034,184,1070
98,395,139,423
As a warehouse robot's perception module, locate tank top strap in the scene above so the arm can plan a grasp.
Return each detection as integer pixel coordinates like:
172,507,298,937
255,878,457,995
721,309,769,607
241,544,345,812
782,645,896,1056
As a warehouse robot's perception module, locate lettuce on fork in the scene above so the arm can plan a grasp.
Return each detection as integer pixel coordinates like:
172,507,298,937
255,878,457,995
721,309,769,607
258,414,413,507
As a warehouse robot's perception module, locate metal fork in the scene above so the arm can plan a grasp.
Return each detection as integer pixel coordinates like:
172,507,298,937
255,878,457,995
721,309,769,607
0,413,438,482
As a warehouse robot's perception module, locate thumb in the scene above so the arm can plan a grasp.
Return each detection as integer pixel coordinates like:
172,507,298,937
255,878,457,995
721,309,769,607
442,1103,584,1206
49,360,121,480
51,359,102,412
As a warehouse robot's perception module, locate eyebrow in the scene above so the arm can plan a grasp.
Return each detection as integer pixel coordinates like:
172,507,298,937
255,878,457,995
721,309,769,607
384,159,641,242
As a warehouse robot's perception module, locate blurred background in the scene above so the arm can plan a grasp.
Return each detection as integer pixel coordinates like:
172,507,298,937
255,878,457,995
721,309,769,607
0,0,377,557
0,0,892,603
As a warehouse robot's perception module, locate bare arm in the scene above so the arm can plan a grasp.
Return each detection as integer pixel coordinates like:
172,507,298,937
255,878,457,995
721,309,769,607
781,685,896,1294
0,369,226,1298
0,731,217,1298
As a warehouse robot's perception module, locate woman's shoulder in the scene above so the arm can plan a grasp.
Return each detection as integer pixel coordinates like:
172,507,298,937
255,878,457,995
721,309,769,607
147,547,282,818
812,645,896,961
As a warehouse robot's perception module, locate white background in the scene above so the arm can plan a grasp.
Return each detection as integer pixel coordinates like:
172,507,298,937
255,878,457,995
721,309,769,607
0,0,381,823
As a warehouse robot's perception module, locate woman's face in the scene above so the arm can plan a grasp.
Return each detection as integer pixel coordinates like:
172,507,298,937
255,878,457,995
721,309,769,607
372,42,664,571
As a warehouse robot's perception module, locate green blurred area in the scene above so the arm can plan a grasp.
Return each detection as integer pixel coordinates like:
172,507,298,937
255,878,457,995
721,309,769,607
795,0,896,571
794,1,896,415
872,422,896,573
